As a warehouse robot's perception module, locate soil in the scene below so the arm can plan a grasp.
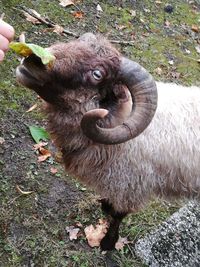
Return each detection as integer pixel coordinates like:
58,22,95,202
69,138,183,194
0,0,199,266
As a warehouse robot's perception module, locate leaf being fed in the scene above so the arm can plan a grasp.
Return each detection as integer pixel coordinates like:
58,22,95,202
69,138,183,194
9,42,56,65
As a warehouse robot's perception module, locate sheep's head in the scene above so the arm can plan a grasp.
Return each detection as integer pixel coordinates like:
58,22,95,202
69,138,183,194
16,33,157,145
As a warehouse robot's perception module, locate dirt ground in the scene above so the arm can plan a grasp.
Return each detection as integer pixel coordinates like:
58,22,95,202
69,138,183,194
0,0,200,266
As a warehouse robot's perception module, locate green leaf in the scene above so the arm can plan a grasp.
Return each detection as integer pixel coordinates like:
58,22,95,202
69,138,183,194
29,125,50,143
9,42,55,65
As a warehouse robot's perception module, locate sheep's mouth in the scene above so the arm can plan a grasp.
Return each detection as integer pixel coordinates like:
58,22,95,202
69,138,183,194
16,65,44,88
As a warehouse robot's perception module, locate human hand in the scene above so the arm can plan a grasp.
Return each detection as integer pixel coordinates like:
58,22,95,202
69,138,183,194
0,19,15,61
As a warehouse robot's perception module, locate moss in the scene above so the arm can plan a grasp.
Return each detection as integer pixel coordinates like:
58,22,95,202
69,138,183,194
0,1,200,266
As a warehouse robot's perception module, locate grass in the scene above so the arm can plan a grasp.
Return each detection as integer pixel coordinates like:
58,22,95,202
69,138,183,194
0,0,199,266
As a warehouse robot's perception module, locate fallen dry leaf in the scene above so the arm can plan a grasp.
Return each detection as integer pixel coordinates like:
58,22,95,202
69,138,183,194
66,226,80,240
16,185,34,195
195,45,200,54
23,11,41,24
129,9,136,17
168,60,174,65
185,48,191,54
0,137,5,145
171,71,180,79
26,103,38,113
59,0,74,7
38,147,51,162
53,24,64,35
84,219,108,247
96,4,103,12
155,67,163,75
50,167,58,174
115,236,132,250
191,24,199,33
116,24,127,31
164,20,170,27
73,11,84,19
33,141,48,150
76,222,83,228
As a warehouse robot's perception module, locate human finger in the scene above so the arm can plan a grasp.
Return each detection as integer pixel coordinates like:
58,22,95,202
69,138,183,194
0,34,9,51
0,19,15,41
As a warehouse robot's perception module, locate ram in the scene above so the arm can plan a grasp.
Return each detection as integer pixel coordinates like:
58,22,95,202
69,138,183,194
16,33,200,250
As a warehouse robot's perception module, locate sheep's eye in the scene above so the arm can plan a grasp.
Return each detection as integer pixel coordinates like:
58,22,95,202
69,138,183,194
92,69,103,81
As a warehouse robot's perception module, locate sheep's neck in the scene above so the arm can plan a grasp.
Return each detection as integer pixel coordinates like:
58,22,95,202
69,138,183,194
44,98,122,182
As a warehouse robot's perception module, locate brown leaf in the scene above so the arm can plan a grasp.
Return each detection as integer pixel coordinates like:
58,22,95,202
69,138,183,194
115,236,132,250
38,147,51,162
84,219,108,247
171,71,180,79
129,9,136,17
116,24,127,31
155,67,163,75
73,11,84,19
59,0,74,7
38,154,51,162
0,137,5,145
164,20,170,27
66,226,80,240
33,142,48,150
76,222,83,228
26,103,38,113
195,45,200,54
50,167,58,174
23,11,41,24
191,25,199,33
53,24,64,35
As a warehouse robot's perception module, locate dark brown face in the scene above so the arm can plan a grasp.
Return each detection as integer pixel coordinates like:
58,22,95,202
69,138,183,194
16,40,120,104
16,54,48,90
16,33,157,145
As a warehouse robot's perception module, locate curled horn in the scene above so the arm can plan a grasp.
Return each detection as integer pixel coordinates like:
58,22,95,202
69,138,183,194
81,57,158,145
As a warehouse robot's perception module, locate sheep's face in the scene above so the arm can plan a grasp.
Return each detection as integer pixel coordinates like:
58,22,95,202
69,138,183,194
16,33,157,145
16,35,121,105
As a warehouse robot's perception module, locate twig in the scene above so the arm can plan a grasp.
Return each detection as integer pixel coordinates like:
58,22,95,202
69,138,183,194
182,54,200,63
109,39,135,46
17,6,135,46
21,6,79,37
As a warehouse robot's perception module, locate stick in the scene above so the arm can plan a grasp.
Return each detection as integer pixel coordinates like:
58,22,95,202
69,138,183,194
18,7,135,46
109,39,135,46
21,6,79,37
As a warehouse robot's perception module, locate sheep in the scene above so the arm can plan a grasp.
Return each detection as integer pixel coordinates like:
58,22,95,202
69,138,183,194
16,33,200,250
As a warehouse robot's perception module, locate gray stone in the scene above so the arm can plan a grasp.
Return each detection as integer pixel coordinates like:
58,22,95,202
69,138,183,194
135,201,200,267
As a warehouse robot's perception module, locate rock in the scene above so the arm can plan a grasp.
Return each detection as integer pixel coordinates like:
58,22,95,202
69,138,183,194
135,201,200,267
164,4,174,13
